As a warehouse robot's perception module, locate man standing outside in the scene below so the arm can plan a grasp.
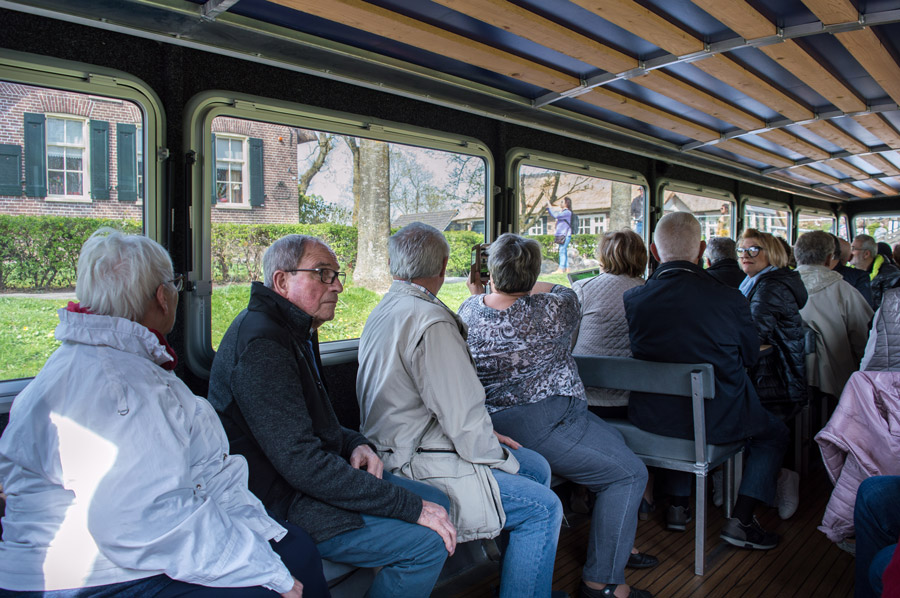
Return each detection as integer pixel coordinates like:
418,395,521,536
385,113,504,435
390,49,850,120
850,233,900,309
624,212,788,550
208,234,456,598
356,223,563,598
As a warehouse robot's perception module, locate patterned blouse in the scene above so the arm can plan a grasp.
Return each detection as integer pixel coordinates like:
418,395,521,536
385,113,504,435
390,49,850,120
457,285,586,414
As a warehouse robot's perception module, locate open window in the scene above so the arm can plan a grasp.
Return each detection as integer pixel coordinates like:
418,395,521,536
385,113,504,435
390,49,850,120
742,198,792,241
852,213,900,246
185,92,491,376
660,181,734,239
509,150,646,281
0,50,162,383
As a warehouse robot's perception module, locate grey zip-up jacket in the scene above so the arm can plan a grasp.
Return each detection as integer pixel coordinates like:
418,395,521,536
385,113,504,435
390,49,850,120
357,281,518,542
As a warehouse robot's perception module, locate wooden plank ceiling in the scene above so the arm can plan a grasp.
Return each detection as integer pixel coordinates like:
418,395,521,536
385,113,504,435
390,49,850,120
237,0,900,200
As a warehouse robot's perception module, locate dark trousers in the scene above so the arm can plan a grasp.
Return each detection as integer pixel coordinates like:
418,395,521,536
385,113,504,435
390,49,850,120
855,476,900,598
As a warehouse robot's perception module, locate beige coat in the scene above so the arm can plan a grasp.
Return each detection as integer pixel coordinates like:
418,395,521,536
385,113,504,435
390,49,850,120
357,281,519,542
797,265,874,397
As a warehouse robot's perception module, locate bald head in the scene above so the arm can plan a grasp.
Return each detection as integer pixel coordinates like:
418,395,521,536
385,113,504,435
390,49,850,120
652,212,704,264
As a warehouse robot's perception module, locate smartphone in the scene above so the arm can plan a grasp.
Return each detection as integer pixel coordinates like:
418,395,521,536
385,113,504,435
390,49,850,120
471,243,490,286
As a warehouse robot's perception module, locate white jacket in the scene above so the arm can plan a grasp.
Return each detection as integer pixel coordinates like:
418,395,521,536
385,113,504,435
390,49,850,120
0,310,293,592
797,266,874,397
357,281,518,542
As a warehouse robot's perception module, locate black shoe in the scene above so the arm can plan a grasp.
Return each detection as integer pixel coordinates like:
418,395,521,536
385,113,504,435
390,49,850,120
638,498,655,521
720,516,780,550
666,504,692,531
626,551,659,569
579,582,654,598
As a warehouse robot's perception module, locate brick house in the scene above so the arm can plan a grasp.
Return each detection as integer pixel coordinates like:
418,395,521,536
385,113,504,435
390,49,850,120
0,83,299,223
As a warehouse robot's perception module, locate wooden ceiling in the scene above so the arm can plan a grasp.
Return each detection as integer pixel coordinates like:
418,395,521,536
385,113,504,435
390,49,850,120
257,0,900,201
9,0,900,202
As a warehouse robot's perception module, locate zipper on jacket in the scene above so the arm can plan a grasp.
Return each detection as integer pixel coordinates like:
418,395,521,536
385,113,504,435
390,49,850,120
416,448,456,453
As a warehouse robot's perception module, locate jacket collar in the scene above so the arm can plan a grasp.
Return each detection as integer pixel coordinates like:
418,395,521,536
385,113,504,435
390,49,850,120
55,309,175,368
247,281,314,342
650,260,706,280
388,280,468,338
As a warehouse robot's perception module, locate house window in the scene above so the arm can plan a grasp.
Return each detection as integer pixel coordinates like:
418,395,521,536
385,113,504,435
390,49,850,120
528,216,547,235
46,116,87,199
136,125,143,199
216,135,247,204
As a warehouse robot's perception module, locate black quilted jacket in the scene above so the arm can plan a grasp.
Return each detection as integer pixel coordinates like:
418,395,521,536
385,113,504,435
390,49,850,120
746,267,809,405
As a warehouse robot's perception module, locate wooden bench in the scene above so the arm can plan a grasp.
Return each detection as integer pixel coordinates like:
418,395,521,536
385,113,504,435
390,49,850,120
573,354,745,575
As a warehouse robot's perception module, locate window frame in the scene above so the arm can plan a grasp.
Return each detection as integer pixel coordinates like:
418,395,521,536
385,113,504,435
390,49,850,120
507,149,648,239
44,114,90,202
213,133,250,209
0,49,165,389
740,196,793,242
184,91,494,377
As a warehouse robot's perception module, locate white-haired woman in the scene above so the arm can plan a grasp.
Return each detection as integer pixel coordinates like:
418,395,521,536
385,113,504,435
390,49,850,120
459,233,653,598
0,229,326,598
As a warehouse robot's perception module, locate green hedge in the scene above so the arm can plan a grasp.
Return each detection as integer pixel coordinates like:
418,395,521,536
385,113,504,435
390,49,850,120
532,234,596,260
212,224,487,283
0,215,141,290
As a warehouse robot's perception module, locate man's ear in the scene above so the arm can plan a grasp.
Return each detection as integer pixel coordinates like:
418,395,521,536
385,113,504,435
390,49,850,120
649,243,661,263
271,271,290,299
697,240,707,265
155,284,170,315
440,256,448,278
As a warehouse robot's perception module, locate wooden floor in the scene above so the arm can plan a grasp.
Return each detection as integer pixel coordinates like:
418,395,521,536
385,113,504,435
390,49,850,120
450,466,854,597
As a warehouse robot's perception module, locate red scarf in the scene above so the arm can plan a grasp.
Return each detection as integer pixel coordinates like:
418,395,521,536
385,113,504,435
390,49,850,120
66,302,177,370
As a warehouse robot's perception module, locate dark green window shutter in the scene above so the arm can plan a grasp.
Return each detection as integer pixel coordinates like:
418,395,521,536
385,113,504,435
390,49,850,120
23,113,46,197
90,120,109,200
248,137,264,206
0,144,22,196
210,133,217,205
116,123,137,202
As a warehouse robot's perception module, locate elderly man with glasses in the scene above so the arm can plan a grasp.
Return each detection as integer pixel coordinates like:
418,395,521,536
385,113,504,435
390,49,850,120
208,234,456,598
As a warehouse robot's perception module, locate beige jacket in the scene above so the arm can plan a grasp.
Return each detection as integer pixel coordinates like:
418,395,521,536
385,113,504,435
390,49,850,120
357,281,519,542
797,265,874,397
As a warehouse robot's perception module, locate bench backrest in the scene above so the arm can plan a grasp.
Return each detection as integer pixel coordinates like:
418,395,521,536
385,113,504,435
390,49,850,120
573,355,715,398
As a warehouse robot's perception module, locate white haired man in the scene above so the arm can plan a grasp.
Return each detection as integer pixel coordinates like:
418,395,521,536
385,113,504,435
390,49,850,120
849,233,900,309
624,212,789,550
357,223,564,598
208,234,456,598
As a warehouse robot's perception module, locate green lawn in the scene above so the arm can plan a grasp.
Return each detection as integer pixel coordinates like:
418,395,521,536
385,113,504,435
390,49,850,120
2,272,571,379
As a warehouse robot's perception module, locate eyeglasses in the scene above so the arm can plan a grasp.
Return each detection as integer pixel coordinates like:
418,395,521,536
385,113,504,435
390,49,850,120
168,273,184,292
736,246,762,257
284,268,346,285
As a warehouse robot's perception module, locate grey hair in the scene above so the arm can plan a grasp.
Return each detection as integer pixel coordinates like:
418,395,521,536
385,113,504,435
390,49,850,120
854,234,877,256
75,228,174,321
705,236,737,263
488,233,542,293
794,231,835,266
389,222,450,280
263,234,324,288
653,212,701,262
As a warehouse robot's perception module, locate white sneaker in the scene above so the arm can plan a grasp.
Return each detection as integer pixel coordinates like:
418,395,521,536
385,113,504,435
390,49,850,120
775,468,800,520
712,469,724,507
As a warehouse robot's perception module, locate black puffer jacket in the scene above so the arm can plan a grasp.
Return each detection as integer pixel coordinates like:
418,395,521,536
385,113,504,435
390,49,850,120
745,268,809,405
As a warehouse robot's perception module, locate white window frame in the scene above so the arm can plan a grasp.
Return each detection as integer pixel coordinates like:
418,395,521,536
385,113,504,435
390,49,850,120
659,180,735,239
214,133,250,209
45,114,90,202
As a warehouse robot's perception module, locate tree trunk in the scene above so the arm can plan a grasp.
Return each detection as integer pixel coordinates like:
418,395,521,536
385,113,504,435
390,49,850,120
609,182,632,232
343,137,361,226
297,133,333,197
355,139,392,292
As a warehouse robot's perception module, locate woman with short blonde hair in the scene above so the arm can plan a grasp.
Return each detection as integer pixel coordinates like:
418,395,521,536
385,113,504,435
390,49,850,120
596,229,648,279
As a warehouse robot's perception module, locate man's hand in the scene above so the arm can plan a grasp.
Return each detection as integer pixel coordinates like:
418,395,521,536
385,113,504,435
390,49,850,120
494,431,522,450
350,444,384,479
417,500,457,556
280,578,303,598
467,264,485,296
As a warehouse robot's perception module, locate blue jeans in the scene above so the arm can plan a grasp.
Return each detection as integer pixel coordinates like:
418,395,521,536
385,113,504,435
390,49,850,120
0,522,330,598
492,396,647,585
493,447,563,598
855,476,900,598
558,235,571,269
663,408,788,505
315,471,449,598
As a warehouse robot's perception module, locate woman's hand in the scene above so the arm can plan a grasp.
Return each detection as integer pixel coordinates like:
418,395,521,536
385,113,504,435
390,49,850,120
467,264,486,295
350,444,384,479
280,578,303,598
494,431,522,450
